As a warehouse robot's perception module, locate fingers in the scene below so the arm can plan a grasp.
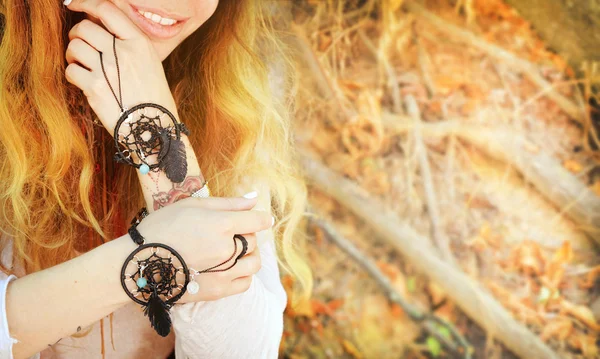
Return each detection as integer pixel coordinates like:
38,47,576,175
68,19,114,53
224,209,274,235
65,63,93,90
193,233,256,272
66,38,100,71
236,233,257,256
213,234,257,270
181,194,260,212
229,276,254,295
65,0,142,40
228,246,261,279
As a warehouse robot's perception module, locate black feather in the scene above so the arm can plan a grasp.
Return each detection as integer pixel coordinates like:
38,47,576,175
143,289,172,337
158,137,188,183
157,131,171,163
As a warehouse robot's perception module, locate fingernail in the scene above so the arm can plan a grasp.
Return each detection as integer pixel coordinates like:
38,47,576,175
271,216,275,226
63,0,72,5
243,191,258,199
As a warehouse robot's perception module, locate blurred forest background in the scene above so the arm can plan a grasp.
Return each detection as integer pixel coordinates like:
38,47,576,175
277,0,600,358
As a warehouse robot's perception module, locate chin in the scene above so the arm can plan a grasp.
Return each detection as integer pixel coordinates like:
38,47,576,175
150,41,179,62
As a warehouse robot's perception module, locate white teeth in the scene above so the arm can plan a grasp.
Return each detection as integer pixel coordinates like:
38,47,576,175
137,9,178,26
160,17,175,25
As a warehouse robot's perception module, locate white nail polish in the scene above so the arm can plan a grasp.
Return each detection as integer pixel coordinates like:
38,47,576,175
63,0,72,5
243,191,258,199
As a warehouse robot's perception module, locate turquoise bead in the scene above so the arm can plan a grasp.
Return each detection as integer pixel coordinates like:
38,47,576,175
137,277,147,288
139,164,150,175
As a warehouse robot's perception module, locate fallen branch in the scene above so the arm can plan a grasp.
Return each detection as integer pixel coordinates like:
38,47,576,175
301,155,561,359
404,1,584,122
382,112,600,246
290,23,357,120
407,95,456,264
357,28,403,113
311,214,471,358
416,33,437,97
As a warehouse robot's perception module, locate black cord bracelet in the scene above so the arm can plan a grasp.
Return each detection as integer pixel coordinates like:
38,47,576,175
128,207,148,245
120,208,189,337
113,103,190,183
120,207,250,335
99,36,190,184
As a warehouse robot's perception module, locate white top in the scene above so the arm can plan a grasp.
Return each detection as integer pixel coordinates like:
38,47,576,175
0,193,287,358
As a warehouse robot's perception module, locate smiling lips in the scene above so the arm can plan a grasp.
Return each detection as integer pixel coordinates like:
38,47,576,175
129,5,190,40
137,9,179,26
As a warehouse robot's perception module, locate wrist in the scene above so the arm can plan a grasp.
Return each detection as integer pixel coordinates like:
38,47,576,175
180,134,201,173
87,234,138,307
118,212,190,337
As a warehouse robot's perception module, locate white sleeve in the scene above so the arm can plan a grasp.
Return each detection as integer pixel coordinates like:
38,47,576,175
0,273,18,359
170,229,287,359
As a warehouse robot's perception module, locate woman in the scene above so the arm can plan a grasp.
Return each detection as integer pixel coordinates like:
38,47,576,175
0,0,311,358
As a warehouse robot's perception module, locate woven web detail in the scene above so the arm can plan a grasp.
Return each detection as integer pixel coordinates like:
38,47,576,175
116,113,176,164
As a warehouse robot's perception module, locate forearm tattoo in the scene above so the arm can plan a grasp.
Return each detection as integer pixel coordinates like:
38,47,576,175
151,175,206,211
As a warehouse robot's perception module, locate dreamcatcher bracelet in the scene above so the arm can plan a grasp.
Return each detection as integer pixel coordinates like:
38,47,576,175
100,35,190,183
121,207,248,337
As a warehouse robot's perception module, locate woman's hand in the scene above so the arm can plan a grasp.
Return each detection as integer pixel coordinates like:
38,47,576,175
64,0,178,135
135,194,274,302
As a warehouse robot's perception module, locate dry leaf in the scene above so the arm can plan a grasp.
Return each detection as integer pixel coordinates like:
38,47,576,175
325,152,360,178
563,159,583,173
376,260,399,280
339,79,365,91
486,281,544,326
328,299,345,312
310,318,324,336
507,240,545,276
435,75,464,94
341,117,384,157
543,241,573,290
342,339,363,359
318,32,332,52
390,304,405,318
362,172,391,195
428,282,447,305
356,90,383,122
312,299,330,316
560,300,600,331
311,129,337,155
465,195,496,210
311,298,345,317
434,301,457,323
313,225,325,246
291,297,315,318
578,265,600,289
388,0,404,13
540,318,573,341
568,334,600,358
391,271,408,298
592,180,600,196
467,222,502,251
551,241,574,264
355,294,418,356
523,142,540,154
